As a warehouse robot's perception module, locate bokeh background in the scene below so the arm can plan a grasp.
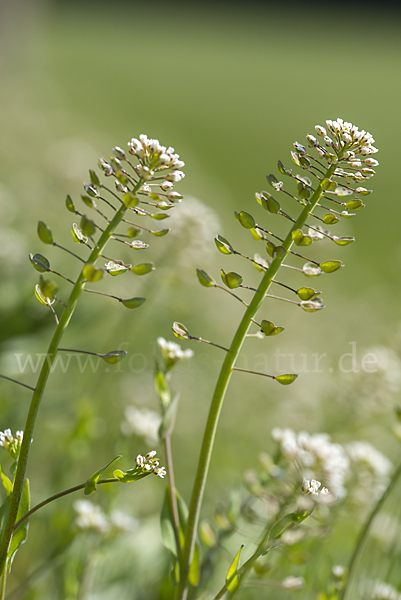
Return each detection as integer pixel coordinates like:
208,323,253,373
1,1,401,598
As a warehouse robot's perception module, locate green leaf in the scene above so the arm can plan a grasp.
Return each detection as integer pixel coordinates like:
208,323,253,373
150,228,170,237
150,212,170,221
161,486,180,559
189,538,201,587
250,227,266,240
80,215,96,237
105,261,129,276
84,456,121,495
345,199,365,210
234,211,255,229
323,213,340,225
131,262,155,275
266,241,276,257
121,297,146,309
38,276,58,301
261,320,284,336
321,178,336,191
300,298,325,312
215,235,234,255
172,322,190,340
319,260,343,273
262,194,281,214
37,221,53,245
273,246,286,259
221,270,243,289
35,284,52,306
155,370,171,409
0,496,11,544
123,192,138,208
101,350,127,364
226,544,244,593
292,229,312,246
65,194,76,213
8,478,30,569
0,462,13,496
275,373,299,385
291,151,301,167
89,169,100,186
29,253,50,273
297,287,319,301
159,395,179,440
277,160,292,176
127,227,140,238
71,223,88,244
303,262,323,277
81,194,96,209
333,236,355,246
82,263,103,282
84,183,99,198
196,269,215,287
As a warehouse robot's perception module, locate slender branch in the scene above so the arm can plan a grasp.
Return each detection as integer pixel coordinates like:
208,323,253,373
189,337,229,353
53,242,86,263
175,160,338,600
232,367,275,380
13,478,118,531
214,284,248,307
0,375,35,392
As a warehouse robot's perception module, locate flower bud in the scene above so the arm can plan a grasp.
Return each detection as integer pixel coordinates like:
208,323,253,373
364,157,379,166
160,181,174,191
315,125,327,137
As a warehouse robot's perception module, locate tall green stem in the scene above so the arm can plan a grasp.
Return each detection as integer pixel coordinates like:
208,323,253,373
176,163,337,600
0,181,142,576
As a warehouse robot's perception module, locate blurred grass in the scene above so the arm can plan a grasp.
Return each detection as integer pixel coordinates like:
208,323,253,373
1,1,401,597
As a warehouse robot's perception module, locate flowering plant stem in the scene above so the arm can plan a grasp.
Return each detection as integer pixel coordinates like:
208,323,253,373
176,162,338,600
0,179,143,577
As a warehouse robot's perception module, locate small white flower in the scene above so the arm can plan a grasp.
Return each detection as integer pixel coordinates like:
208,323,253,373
74,500,110,533
315,125,327,137
122,407,161,446
281,576,305,590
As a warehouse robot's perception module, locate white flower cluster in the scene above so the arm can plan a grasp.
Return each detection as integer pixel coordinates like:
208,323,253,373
0,429,23,460
127,134,185,192
366,580,401,600
157,337,194,370
74,499,138,534
272,428,350,498
346,440,392,501
136,450,166,479
302,478,329,497
313,119,378,156
306,119,378,188
121,406,161,446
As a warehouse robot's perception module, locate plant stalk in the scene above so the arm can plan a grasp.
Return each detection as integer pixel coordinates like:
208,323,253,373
176,163,337,600
0,182,142,576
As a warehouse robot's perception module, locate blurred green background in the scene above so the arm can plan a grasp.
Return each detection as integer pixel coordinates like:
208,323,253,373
1,1,401,597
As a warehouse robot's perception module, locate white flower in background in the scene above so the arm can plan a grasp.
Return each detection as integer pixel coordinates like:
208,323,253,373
281,576,305,590
332,565,346,578
109,510,139,534
74,500,110,533
366,581,401,600
0,429,23,460
121,406,161,446
346,441,392,501
346,441,392,480
157,337,194,371
167,196,221,268
272,428,350,498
